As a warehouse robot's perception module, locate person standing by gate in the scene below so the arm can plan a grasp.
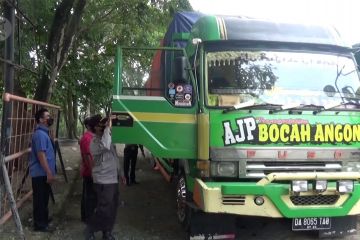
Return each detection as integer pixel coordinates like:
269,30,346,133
123,144,145,186
79,116,96,223
30,108,56,232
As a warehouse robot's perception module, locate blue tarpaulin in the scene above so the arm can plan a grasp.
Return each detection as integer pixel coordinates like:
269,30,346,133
163,11,205,48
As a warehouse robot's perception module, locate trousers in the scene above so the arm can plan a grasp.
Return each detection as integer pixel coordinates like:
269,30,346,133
87,183,119,232
124,146,138,183
32,176,50,229
81,176,97,222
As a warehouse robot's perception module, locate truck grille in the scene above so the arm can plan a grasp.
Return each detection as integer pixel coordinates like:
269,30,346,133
290,195,339,206
245,161,342,178
222,195,246,205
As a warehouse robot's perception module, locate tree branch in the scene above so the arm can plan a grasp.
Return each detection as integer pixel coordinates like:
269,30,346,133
79,8,115,34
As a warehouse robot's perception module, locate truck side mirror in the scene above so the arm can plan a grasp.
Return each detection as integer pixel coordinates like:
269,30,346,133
174,56,189,83
323,85,336,97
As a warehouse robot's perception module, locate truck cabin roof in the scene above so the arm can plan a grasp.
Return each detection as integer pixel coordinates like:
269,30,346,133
185,15,351,53
163,12,349,49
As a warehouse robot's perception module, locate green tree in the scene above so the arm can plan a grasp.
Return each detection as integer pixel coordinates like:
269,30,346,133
10,0,193,138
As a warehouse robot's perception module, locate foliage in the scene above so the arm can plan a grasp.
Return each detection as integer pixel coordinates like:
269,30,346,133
7,0,192,138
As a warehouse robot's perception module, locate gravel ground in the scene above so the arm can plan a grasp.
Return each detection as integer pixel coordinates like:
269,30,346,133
1,141,184,240
1,141,360,240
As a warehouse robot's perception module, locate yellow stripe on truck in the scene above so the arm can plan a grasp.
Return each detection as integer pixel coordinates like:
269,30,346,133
198,113,209,160
130,112,196,124
349,199,360,215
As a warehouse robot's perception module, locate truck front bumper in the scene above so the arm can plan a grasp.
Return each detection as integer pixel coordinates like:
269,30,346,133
192,172,360,218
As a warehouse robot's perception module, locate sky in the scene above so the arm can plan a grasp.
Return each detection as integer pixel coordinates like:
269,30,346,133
189,0,360,46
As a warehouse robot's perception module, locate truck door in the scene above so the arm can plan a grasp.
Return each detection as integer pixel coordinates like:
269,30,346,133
111,47,198,159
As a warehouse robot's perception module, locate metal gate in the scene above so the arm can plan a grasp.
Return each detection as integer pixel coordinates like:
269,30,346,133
0,93,61,238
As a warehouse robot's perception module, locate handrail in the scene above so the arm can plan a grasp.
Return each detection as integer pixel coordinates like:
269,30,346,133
3,93,61,109
4,148,31,163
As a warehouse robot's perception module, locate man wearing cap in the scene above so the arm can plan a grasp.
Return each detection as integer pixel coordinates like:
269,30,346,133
84,115,125,240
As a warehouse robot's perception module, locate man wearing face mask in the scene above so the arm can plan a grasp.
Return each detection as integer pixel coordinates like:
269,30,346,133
30,108,56,232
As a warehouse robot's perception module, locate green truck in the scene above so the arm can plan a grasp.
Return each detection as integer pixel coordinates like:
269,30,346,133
112,12,360,239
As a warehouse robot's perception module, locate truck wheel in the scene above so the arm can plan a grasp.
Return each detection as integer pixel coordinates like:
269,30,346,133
176,173,192,229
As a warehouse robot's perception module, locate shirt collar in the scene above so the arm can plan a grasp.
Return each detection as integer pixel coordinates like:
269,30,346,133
36,124,49,132
85,130,94,136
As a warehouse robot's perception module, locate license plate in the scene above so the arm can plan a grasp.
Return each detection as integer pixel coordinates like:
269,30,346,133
292,217,331,231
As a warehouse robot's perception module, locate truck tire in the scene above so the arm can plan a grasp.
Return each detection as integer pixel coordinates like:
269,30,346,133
176,172,192,230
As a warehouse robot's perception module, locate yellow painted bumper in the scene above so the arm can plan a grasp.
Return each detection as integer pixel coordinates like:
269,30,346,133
192,172,360,218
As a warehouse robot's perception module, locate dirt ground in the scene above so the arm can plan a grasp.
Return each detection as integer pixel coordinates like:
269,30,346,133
1,141,360,240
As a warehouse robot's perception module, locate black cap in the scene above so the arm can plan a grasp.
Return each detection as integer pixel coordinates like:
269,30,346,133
88,114,102,132
84,117,91,126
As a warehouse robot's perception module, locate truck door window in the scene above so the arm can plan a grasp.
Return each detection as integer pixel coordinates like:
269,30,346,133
121,49,165,97
121,48,194,108
163,50,194,107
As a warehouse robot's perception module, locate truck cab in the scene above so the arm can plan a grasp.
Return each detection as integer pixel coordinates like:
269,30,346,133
112,12,360,238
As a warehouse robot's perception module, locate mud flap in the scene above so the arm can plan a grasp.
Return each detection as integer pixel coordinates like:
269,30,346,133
187,212,236,240
319,216,357,238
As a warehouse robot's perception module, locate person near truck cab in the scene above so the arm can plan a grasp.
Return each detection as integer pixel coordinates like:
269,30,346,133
84,114,125,240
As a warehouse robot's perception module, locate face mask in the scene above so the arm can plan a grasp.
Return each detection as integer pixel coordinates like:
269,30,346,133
47,117,54,127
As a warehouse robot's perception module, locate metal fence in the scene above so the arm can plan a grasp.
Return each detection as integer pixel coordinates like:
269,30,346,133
0,93,61,237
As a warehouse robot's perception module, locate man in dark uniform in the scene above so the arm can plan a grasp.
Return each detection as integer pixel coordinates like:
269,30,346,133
123,144,144,186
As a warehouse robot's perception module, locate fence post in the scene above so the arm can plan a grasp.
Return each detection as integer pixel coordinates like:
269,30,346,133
1,2,25,228
0,158,3,221
3,0,15,94
1,0,15,220
1,154,25,239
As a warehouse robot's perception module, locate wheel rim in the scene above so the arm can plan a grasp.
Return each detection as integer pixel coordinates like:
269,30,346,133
176,176,187,222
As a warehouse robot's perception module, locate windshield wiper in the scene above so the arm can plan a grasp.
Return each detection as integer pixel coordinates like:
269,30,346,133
222,100,282,113
271,104,325,114
223,100,256,113
315,101,360,113
269,102,302,114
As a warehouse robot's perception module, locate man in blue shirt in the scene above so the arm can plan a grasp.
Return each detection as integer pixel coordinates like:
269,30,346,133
30,108,56,232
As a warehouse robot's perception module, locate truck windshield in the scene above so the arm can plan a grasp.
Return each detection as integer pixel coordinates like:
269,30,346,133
206,50,360,109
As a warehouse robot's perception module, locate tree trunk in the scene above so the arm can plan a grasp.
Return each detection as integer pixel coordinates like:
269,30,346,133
63,87,78,139
72,96,79,138
62,98,70,138
34,0,87,101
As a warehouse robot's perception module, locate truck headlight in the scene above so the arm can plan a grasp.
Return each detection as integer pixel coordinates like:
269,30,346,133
337,180,354,193
314,180,327,192
291,180,308,193
211,162,237,177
